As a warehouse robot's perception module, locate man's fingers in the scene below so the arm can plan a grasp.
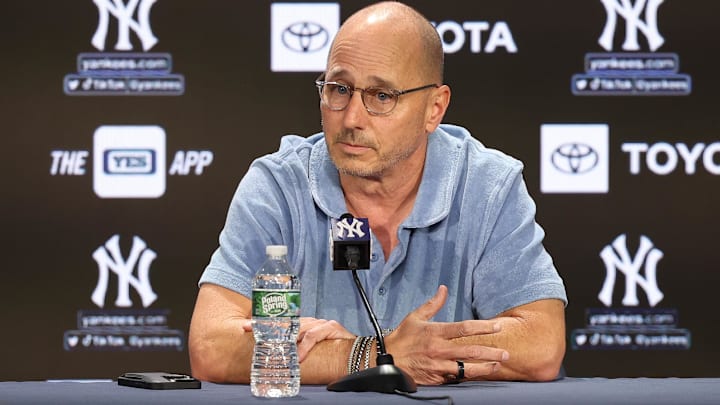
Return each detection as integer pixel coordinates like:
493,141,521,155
297,322,326,361
440,360,502,382
412,285,449,321
298,317,324,341
297,319,355,362
436,319,502,340
417,334,510,380
442,343,510,364
297,335,318,362
462,361,503,379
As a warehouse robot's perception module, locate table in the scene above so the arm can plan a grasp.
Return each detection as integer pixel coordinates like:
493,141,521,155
2,378,718,404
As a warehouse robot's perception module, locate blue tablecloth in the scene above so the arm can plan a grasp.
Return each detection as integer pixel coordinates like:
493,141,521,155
2,378,719,404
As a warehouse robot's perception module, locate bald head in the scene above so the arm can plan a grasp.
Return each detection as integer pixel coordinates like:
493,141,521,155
330,1,444,83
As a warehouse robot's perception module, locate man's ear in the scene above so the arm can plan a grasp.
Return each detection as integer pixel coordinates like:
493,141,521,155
425,85,451,133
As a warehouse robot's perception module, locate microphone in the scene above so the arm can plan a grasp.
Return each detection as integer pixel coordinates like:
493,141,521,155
330,213,371,270
327,214,416,394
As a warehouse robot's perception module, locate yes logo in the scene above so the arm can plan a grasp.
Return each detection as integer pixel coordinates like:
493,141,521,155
93,125,166,198
51,125,214,198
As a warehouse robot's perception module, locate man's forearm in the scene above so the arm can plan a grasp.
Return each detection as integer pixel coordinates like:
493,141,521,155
190,284,360,384
299,338,355,384
190,320,355,384
189,317,255,383
454,300,566,381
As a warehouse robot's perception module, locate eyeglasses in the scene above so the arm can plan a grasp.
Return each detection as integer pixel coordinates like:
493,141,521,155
315,75,439,116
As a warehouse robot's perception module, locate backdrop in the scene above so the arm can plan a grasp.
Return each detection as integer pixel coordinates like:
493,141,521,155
2,0,718,380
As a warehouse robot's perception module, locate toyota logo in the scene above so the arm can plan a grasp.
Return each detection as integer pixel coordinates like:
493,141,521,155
551,143,599,174
282,22,329,53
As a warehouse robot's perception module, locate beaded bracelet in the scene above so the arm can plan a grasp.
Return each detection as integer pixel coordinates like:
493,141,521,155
351,336,374,373
348,336,365,374
358,336,371,370
362,336,374,370
348,336,364,374
349,335,381,374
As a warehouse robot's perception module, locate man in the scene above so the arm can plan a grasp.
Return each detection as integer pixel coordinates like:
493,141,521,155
189,1,567,385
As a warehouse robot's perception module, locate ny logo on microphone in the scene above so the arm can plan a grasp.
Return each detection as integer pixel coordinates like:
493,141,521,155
334,217,367,239
331,216,371,270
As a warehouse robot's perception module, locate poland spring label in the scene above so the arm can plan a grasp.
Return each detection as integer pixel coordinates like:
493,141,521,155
252,289,300,317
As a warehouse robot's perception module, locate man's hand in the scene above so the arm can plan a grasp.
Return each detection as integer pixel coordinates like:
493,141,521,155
297,318,355,362
240,317,355,362
385,285,510,385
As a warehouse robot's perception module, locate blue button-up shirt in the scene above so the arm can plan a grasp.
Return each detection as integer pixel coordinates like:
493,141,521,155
199,124,567,336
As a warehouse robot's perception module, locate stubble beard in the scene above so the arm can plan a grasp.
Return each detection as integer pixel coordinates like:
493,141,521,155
330,131,415,179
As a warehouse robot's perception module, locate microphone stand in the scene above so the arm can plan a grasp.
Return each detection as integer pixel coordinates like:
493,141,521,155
327,262,417,393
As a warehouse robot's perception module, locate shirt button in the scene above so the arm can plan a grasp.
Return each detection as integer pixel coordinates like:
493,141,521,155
371,253,378,262
378,287,386,295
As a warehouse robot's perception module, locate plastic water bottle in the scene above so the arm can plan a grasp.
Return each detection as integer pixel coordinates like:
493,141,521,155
251,245,301,397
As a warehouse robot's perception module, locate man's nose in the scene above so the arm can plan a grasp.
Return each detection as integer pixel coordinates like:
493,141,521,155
342,91,368,129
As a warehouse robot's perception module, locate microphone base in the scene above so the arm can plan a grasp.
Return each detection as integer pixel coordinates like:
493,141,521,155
327,364,417,393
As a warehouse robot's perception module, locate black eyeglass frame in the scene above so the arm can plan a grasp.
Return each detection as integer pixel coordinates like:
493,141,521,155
315,74,439,116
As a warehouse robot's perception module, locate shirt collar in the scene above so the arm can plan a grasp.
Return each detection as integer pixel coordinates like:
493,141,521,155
310,126,461,228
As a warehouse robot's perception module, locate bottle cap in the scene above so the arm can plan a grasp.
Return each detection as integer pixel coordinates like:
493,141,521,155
266,245,288,256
